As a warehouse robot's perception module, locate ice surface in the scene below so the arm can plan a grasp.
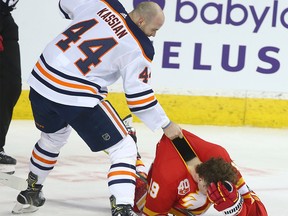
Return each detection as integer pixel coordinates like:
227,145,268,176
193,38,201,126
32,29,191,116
1,120,287,215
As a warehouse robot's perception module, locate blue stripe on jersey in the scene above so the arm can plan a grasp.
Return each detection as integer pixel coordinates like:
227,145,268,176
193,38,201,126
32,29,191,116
31,70,104,100
30,158,54,171
125,17,155,61
108,179,136,186
104,0,127,15
40,55,108,95
35,143,59,158
110,162,136,170
125,89,154,99
104,0,154,61
129,100,158,112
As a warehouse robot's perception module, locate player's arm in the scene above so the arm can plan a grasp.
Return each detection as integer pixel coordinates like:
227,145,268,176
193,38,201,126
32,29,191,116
233,163,268,216
236,178,268,216
121,56,182,138
240,191,268,216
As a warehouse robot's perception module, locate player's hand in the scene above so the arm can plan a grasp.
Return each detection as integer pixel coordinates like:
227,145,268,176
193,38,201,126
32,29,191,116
207,181,244,215
162,121,183,140
0,35,4,52
1,0,19,10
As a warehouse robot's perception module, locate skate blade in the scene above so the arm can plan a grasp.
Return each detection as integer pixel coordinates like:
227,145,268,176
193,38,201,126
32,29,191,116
12,202,39,214
0,164,15,174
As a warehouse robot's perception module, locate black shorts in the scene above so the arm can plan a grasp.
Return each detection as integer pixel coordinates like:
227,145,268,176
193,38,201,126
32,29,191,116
29,88,128,152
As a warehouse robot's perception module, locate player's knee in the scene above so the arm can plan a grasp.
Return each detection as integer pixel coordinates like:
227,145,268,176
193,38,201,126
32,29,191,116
38,125,72,152
107,135,137,164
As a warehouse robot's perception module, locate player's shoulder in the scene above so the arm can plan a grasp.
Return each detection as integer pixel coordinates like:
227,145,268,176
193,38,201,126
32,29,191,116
104,0,154,61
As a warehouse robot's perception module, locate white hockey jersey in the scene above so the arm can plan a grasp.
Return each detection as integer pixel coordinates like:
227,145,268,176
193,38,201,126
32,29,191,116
27,0,169,131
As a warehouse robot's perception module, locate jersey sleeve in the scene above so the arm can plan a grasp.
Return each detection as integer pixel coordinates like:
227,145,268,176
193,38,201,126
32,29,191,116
59,0,95,20
238,194,268,216
235,177,268,216
120,54,170,131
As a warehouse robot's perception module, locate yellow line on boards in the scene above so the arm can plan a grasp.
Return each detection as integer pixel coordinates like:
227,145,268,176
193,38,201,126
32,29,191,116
13,90,288,128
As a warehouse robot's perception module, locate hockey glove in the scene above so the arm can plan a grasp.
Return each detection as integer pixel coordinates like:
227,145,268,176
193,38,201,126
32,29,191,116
0,35,3,52
207,181,244,216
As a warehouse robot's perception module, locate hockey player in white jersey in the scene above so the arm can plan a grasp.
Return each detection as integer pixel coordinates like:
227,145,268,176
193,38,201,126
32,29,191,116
12,0,182,215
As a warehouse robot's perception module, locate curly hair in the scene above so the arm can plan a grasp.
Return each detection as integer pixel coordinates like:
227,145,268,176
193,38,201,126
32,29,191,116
195,157,238,186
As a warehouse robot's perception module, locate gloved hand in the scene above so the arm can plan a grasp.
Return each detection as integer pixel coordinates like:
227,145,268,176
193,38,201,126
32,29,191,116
207,181,244,216
0,35,4,52
1,0,19,11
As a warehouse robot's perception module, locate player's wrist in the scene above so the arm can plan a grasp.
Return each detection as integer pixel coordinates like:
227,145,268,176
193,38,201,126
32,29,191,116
161,120,171,130
222,193,244,216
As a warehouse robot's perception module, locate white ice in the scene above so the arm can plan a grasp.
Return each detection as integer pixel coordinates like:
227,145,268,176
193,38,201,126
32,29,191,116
1,120,287,216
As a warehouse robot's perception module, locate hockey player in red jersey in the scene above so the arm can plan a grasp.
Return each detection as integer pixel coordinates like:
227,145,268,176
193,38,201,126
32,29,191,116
134,129,268,216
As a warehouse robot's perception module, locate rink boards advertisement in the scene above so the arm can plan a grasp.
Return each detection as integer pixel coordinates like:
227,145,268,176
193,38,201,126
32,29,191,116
16,0,288,96
118,0,288,97
13,0,288,127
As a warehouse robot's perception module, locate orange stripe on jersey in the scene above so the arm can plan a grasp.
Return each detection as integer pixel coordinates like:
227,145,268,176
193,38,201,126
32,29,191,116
32,150,57,165
36,61,97,94
127,95,155,106
108,170,137,178
101,101,128,136
100,0,152,62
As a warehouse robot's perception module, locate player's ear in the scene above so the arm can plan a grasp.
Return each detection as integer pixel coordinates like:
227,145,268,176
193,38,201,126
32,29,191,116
138,17,145,27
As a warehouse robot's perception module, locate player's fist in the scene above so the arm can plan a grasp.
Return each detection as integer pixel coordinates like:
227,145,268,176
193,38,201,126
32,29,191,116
0,35,4,52
207,181,244,216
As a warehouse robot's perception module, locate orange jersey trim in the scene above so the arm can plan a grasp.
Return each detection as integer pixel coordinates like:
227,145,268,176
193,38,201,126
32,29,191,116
127,95,155,106
36,61,97,94
101,101,128,136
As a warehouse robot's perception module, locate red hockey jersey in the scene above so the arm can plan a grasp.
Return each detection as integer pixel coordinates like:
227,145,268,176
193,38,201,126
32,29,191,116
142,130,268,216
